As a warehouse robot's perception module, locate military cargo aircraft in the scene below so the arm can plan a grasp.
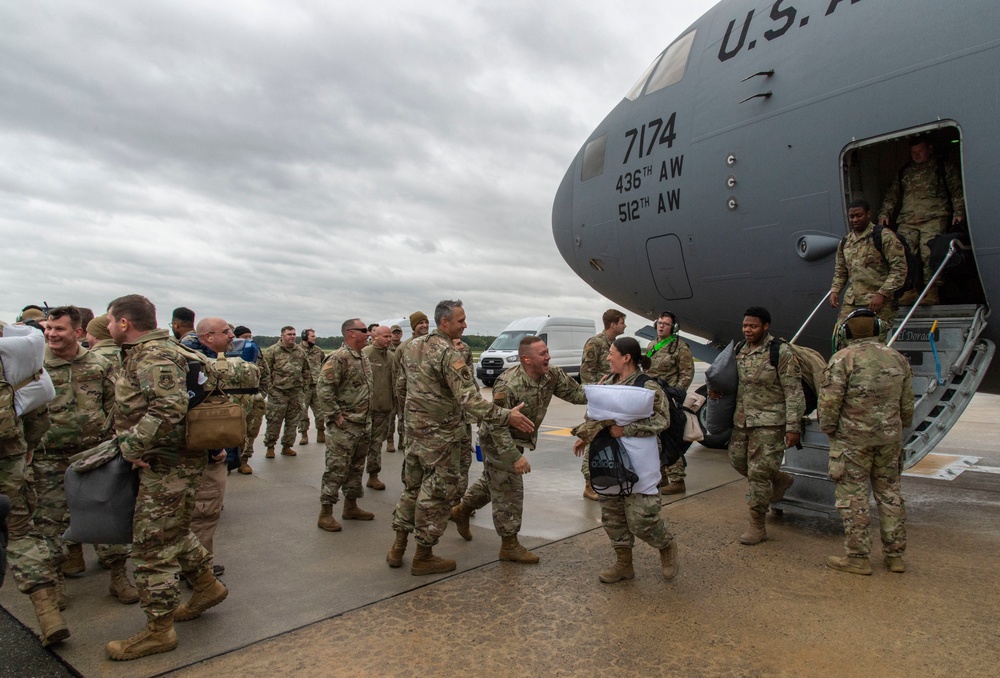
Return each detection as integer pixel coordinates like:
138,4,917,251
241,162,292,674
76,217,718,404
552,0,999,512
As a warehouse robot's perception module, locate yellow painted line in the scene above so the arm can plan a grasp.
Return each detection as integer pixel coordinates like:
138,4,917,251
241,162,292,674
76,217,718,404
543,427,577,437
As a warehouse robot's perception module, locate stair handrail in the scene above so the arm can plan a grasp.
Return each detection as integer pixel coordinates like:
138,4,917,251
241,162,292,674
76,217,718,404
790,290,832,344
888,238,967,347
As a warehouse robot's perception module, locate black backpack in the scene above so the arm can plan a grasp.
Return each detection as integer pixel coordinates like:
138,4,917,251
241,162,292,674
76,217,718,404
634,375,693,467
839,225,921,301
734,339,818,417
588,427,639,497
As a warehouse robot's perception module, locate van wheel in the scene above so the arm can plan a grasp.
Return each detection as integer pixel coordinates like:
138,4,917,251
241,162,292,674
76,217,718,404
481,379,495,388
695,385,732,449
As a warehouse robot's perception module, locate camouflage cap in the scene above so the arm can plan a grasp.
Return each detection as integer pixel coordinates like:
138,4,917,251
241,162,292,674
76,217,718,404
843,310,878,339
390,325,402,333
18,306,46,322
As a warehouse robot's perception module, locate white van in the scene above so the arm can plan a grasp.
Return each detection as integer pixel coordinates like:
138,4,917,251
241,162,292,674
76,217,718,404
476,316,596,387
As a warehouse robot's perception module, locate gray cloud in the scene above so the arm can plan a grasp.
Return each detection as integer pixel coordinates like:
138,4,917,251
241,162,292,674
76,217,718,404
0,0,714,335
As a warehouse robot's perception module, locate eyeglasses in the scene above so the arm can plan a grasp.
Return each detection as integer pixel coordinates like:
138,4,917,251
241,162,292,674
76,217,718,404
347,327,369,334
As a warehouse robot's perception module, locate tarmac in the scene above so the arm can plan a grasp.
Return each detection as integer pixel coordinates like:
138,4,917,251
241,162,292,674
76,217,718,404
2,370,1000,677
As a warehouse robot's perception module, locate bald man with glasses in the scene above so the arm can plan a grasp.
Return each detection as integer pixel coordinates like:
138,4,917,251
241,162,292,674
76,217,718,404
316,319,375,532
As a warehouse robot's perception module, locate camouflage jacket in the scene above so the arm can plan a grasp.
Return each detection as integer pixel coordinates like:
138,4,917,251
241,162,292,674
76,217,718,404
89,339,122,377
831,224,908,305
113,329,189,463
819,337,914,444
572,369,668,444
264,342,313,393
733,334,805,432
878,158,965,225
362,344,396,413
645,337,695,390
483,364,586,465
393,335,419,405
580,331,613,385
399,330,511,441
318,346,372,427
42,345,115,452
301,344,326,389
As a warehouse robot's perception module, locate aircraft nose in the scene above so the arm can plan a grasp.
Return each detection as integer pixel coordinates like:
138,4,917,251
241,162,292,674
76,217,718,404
551,165,577,271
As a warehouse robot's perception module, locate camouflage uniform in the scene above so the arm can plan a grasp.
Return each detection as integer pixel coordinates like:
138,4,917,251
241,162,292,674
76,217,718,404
459,364,586,537
573,371,673,550
115,329,210,622
1,357,57,594
646,336,695,484
362,343,396,477
388,341,400,450
317,346,373,505
263,342,312,449
454,340,475,499
36,345,116,567
819,337,913,559
831,223,908,340
728,335,805,515
579,331,613,482
392,335,420,452
298,344,326,436
878,157,965,285
244,352,269,460
391,330,514,547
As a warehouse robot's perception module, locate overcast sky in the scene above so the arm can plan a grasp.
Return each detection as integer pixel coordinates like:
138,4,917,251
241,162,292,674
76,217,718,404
1,0,716,336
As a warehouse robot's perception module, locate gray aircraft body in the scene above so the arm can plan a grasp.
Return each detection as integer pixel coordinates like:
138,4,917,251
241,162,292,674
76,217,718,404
553,0,1000,394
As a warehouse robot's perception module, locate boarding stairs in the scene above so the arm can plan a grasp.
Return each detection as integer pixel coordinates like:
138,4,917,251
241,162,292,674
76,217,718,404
773,243,994,515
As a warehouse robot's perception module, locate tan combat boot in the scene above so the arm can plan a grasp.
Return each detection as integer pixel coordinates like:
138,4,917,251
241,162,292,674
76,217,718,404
175,568,229,621
387,531,408,568
106,614,177,661
898,289,919,306
386,441,396,453
450,504,473,541
739,510,767,545
298,432,308,445
109,561,140,604
826,555,873,575
62,543,85,575
411,544,456,576
499,535,540,564
366,473,385,490
659,540,679,581
599,547,634,583
281,446,297,457
583,480,599,501
660,479,686,495
317,504,342,532
54,571,67,610
238,460,253,475
29,586,70,647
771,472,794,504
922,286,940,306
342,497,374,520
265,446,275,459
884,555,906,573
316,430,326,444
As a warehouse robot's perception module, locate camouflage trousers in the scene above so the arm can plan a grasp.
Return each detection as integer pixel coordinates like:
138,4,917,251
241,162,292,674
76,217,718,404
321,420,370,505
133,454,211,621
600,493,673,550
388,406,399,449
837,303,897,343
728,425,786,514
457,423,473,500
0,452,57,593
898,217,948,286
460,442,524,538
190,459,227,559
829,439,906,558
298,386,325,435
663,457,686,483
243,394,266,460
581,448,590,482
264,388,303,448
391,437,461,547
366,410,392,476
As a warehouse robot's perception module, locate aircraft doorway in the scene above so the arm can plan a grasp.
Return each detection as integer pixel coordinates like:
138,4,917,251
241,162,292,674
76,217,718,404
840,124,986,306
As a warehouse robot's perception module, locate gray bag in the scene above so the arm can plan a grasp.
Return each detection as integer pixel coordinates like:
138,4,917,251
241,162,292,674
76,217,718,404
704,341,738,435
63,440,138,545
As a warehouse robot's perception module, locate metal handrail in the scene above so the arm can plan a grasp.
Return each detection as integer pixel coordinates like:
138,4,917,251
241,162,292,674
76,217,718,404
790,290,832,344
888,238,966,347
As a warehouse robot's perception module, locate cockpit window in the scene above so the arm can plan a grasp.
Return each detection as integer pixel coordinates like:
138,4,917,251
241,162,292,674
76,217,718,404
581,133,607,181
628,30,696,100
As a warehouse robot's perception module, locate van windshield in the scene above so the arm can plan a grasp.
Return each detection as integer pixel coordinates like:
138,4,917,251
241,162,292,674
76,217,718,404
488,330,536,351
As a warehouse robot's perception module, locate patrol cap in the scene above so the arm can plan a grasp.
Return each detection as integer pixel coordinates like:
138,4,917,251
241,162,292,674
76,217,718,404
390,325,402,333
842,309,878,339
18,306,46,322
